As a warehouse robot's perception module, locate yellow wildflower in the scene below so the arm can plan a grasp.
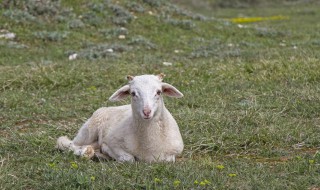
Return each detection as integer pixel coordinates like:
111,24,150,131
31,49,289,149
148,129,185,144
229,15,289,24
173,180,181,188
48,163,56,168
228,173,237,177
154,178,162,183
200,181,207,186
203,179,210,184
199,179,211,186
70,161,78,169
216,164,225,170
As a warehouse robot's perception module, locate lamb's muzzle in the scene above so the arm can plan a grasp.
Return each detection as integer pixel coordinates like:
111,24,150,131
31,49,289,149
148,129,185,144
142,107,152,119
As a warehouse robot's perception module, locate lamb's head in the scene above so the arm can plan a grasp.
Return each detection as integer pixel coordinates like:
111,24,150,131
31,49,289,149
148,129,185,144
109,74,183,120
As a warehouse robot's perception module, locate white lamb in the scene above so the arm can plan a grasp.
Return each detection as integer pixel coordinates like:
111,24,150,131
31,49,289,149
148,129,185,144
56,74,184,162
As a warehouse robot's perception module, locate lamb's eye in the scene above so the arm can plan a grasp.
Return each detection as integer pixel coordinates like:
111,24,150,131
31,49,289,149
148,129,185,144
131,92,136,97
156,90,162,96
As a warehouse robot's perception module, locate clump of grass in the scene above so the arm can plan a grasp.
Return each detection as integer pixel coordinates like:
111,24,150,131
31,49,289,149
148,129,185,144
165,19,195,30
311,40,320,46
33,31,69,42
1,41,28,49
164,4,208,21
88,2,106,13
255,27,287,38
52,8,74,23
208,0,278,8
3,9,37,23
190,39,241,58
68,19,85,29
82,12,105,27
2,0,61,14
100,27,128,39
108,4,133,25
128,36,157,49
77,43,131,60
25,0,61,17
126,2,145,13
143,0,166,7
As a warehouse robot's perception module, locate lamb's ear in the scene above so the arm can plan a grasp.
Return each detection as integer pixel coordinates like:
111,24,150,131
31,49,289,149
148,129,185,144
109,85,130,102
162,83,183,98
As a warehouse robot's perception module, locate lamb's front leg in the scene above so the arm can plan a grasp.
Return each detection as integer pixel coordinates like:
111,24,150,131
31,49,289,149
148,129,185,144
56,136,95,159
101,143,135,162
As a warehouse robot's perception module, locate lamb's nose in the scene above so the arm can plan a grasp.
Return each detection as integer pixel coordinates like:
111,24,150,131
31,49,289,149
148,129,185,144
143,108,151,117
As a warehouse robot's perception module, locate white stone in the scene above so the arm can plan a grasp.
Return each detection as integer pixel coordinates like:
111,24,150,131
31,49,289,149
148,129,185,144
68,53,78,60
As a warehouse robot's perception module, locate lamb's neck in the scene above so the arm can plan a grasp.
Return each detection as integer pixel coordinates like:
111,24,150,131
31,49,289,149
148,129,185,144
134,119,167,153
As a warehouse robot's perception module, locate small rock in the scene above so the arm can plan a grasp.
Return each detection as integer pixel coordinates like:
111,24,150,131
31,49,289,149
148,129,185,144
106,48,114,53
279,43,286,47
163,62,172,66
118,35,126,39
0,32,16,39
68,53,78,60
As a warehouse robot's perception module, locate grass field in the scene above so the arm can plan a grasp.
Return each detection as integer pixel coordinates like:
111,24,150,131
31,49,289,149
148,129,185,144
1,0,320,189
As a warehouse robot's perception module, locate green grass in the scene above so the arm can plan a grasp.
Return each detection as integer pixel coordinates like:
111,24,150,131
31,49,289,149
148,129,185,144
1,0,320,189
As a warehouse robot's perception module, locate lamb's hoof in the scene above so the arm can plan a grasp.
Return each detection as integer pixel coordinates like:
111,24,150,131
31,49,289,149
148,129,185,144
118,154,135,162
82,146,95,159
93,152,111,161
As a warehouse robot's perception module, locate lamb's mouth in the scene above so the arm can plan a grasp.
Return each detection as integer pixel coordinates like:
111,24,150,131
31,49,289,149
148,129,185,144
143,116,151,120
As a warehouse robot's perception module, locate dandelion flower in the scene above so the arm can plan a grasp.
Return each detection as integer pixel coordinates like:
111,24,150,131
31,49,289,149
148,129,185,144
199,179,210,186
70,161,79,169
200,181,206,186
203,179,210,185
216,164,225,170
173,180,181,188
154,178,162,183
228,173,237,177
48,163,56,168
194,180,199,185
87,86,97,91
